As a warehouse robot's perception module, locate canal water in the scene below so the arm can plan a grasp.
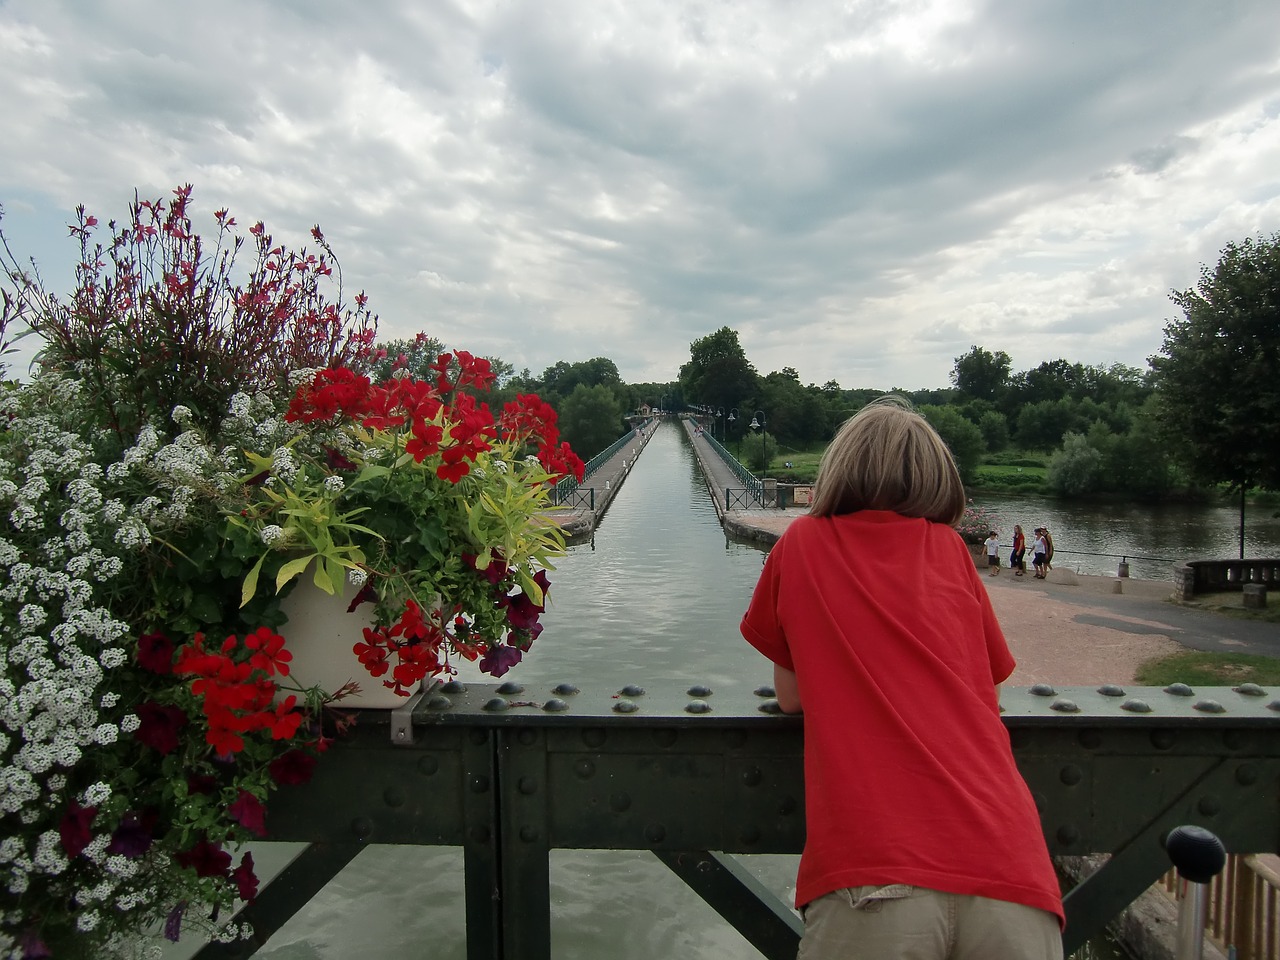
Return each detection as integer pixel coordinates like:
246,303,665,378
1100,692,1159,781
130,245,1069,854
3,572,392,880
194,420,1145,959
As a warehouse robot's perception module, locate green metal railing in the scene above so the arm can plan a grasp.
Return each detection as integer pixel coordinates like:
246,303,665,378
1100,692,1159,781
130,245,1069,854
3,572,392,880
688,417,763,504
550,420,652,505
208,680,1280,959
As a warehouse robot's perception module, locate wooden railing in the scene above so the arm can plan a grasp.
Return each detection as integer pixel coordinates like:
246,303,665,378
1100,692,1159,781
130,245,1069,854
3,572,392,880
1163,854,1280,959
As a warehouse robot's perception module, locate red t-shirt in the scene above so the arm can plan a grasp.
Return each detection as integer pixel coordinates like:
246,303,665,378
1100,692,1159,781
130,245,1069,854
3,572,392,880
740,510,1064,925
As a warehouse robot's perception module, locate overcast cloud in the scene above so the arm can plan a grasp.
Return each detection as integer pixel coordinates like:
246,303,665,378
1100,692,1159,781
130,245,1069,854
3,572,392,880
2,0,1278,389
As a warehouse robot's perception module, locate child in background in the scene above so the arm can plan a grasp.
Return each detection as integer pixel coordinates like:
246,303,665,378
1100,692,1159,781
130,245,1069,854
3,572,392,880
740,397,1063,960
984,530,1000,576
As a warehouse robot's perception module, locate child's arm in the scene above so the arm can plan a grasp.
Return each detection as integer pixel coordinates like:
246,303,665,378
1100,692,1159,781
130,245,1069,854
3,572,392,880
774,664,802,714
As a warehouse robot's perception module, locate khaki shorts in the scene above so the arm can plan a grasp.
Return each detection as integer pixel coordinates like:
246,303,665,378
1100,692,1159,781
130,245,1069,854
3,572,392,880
798,884,1062,960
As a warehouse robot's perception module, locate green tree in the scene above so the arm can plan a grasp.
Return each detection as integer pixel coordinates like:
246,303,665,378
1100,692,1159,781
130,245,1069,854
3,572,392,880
951,345,1011,402
558,384,623,458
679,327,759,412
1047,432,1104,496
919,405,985,484
1151,233,1280,555
977,410,1010,452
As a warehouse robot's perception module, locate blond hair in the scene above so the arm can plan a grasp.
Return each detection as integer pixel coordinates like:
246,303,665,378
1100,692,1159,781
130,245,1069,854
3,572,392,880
808,396,966,524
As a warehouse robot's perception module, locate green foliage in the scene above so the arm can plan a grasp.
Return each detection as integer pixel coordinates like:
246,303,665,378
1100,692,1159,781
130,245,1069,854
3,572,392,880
977,409,1010,452
919,404,985,483
1135,651,1280,685
1047,431,1105,495
951,345,1011,402
1153,232,1280,496
558,383,624,457
679,327,759,412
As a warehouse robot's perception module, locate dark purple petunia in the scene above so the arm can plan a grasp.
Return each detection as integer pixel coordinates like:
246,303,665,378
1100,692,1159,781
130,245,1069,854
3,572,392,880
107,812,154,858
18,928,51,958
133,702,187,755
227,790,268,837
479,644,522,678
268,749,317,787
58,802,97,858
164,903,185,942
136,632,176,674
175,838,232,879
231,852,259,902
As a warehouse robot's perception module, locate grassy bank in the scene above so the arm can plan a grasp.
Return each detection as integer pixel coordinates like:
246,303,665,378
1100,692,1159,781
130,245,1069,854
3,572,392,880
1135,650,1280,686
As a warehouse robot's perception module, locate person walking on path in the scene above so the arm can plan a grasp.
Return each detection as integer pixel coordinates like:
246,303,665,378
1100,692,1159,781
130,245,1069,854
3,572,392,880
1011,524,1026,576
1032,528,1049,579
1042,528,1055,572
984,530,1001,576
740,397,1063,960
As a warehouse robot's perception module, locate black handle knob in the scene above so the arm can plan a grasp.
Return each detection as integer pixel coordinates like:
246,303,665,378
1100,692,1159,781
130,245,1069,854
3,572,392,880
1165,825,1227,884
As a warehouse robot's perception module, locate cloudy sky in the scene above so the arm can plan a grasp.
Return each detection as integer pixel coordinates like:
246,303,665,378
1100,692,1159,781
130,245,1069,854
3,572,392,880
2,0,1279,390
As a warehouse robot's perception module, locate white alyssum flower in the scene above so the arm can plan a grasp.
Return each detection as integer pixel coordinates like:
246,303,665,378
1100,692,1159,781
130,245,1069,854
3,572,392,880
347,568,368,587
259,524,285,545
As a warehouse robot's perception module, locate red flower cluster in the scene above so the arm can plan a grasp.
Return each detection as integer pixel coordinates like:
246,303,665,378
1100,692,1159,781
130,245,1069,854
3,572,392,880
285,354,585,484
353,599,447,697
164,628,305,756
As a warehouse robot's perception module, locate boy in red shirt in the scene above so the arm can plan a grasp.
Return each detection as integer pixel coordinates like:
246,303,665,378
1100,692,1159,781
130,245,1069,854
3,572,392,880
741,397,1063,960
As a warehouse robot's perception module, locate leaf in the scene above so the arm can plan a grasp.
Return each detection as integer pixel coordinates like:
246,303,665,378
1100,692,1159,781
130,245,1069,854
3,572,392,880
240,552,268,608
276,554,319,593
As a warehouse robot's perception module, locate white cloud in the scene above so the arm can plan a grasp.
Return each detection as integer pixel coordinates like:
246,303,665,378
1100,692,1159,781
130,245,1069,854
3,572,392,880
1,0,1279,388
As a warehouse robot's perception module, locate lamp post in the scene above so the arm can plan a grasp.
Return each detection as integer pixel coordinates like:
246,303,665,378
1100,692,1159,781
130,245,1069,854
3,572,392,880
727,408,738,454
749,410,767,474
716,407,725,443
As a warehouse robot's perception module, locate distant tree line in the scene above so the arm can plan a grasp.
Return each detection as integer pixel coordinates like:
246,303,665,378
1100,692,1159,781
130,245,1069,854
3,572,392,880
374,232,1278,549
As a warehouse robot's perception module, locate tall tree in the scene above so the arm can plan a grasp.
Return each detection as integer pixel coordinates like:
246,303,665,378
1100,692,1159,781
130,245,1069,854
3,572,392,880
951,345,1011,402
1151,233,1280,556
679,327,759,412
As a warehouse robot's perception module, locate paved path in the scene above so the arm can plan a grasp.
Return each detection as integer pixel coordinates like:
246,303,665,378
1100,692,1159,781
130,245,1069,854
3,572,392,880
681,418,1279,683
551,422,657,542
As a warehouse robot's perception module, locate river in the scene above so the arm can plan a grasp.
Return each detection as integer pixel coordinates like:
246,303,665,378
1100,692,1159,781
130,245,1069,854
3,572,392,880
967,492,1280,581
174,420,1155,959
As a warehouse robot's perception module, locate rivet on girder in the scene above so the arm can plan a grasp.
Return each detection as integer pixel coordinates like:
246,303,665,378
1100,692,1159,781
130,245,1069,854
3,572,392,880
1121,698,1152,713
418,756,439,777
620,684,645,697
688,684,713,697
754,685,776,698
1050,698,1080,713
613,699,639,714
1194,699,1226,714
1269,700,1280,712
1234,683,1266,697
1236,764,1259,786
482,697,509,712
441,680,466,694
1030,683,1056,697
759,700,783,714
686,700,712,714
552,682,580,696
497,681,524,695
573,759,596,780
1165,683,1194,697
1097,684,1125,697
542,698,569,712
610,793,631,812
742,767,763,787
645,824,667,844
1060,765,1083,786
1057,825,1080,846
426,695,451,710
1198,796,1222,816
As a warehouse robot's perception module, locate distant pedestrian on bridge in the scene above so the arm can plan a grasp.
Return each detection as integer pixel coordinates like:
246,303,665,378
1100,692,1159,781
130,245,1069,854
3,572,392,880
740,396,1064,960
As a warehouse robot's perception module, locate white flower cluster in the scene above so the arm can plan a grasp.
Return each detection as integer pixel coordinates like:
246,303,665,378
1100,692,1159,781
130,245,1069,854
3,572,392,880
0,377,156,922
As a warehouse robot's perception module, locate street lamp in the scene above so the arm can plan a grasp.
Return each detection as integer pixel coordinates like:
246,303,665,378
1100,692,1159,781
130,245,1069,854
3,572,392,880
716,407,725,443
727,408,737,452
750,410,768,474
